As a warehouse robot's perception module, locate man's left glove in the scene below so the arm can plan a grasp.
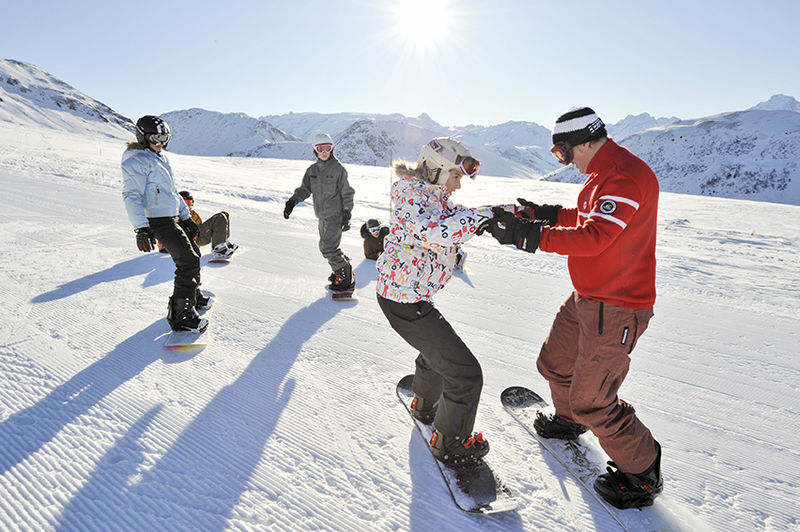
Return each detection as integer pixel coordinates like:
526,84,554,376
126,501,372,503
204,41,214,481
179,217,199,240
341,210,352,231
135,227,156,252
490,208,542,253
517,198,562,226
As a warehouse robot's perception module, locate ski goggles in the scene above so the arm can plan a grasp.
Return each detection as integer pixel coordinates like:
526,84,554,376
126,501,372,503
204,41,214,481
147,133,170,146
314,143,333,154
368,225,382,235
427,139,480,178
550,142,573,165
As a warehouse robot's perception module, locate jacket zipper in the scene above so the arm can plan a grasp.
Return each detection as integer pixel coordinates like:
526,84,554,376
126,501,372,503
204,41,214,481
155,186,160,204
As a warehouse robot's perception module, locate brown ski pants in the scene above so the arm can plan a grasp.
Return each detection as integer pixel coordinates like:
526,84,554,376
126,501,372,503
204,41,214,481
537,291,658,473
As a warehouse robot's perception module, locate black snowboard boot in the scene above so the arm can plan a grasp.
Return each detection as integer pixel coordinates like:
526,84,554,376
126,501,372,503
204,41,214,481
429,430,489,468
410,396,436,425
533,411,589,440
167,296,208,333
194,289,212,311
594,442,663,509
328,264,354,292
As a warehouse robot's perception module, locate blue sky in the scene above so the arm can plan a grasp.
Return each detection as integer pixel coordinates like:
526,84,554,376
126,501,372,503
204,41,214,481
3,0,798,129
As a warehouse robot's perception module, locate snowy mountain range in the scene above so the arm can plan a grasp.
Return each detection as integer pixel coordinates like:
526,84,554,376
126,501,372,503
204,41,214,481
2,58,798,204
543,107,800,204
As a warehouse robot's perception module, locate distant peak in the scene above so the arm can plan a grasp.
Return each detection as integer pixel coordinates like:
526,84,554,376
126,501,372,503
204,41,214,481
750,94,800,112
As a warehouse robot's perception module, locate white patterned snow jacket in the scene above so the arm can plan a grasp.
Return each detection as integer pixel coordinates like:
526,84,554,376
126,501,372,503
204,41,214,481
376,175,494,303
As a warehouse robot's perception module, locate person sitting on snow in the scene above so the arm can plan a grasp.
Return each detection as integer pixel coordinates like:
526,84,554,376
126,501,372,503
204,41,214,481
158,190,238,258
360,218,389,260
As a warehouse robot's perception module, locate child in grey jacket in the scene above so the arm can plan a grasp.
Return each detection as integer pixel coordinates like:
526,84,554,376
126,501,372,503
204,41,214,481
283,133,356,291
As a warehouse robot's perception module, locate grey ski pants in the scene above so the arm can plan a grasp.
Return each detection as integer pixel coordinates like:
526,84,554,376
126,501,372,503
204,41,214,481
377,295,483,440
318,216,349,271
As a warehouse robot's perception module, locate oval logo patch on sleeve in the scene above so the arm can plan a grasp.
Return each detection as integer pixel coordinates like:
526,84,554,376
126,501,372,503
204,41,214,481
599,199,617,214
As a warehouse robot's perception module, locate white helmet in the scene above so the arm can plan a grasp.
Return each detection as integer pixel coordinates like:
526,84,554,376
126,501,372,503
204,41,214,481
312,133,333,147
416,137,481,185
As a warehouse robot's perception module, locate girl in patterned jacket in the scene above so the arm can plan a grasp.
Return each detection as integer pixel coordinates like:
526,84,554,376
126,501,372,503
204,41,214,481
376,137,505,467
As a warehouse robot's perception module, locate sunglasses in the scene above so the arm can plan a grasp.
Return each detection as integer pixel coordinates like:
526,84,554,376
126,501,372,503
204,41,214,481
314,143,333,154
147,133,170,146
550,142,573,165
427,139,480,178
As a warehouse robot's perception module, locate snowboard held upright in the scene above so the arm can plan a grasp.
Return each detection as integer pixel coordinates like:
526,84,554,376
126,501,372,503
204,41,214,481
397,375,518,514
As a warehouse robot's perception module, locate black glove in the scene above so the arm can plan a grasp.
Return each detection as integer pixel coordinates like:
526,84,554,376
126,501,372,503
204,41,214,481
517,198,562,226
490,208,542,253
284,198,296,219
135,227,156,252
487,208,518,244
341,210,352,231
179,217,199,240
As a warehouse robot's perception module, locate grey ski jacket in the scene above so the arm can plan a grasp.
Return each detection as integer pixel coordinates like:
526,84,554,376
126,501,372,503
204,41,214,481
290,156,355,220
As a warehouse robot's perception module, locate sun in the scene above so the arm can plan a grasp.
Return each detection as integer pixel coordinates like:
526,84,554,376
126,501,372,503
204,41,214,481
389,0,455,54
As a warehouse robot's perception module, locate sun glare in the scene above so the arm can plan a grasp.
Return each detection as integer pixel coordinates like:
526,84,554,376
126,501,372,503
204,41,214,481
390,0,455,53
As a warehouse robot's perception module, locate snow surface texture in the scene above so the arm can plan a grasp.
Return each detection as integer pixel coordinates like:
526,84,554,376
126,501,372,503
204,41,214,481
1,118,798,532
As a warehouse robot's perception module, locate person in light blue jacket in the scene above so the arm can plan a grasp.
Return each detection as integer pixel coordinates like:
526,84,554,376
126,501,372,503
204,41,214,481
121,115,210,332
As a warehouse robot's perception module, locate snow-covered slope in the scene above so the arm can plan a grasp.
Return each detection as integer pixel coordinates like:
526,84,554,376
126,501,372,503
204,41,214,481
544,109,800,205
1,119,798,531
0,58,132,138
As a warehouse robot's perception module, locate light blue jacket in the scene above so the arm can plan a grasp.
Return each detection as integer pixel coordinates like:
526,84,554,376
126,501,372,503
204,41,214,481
121,146,190,229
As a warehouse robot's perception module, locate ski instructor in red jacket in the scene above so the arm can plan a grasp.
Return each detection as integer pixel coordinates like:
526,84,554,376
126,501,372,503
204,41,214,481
489,106,662,510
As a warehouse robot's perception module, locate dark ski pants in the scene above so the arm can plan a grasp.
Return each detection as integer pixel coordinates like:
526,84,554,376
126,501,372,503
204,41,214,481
148,216,201,300
197,212,230,248
537,291,658,473
318,216,349,271
377,295,483,441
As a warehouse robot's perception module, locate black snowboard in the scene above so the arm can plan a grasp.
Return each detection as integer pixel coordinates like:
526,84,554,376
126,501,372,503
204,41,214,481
501,386,686,531
397,375,518,514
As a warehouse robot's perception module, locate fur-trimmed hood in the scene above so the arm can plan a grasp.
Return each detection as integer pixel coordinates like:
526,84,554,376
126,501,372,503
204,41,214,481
393,160,435,183
126,141,147,151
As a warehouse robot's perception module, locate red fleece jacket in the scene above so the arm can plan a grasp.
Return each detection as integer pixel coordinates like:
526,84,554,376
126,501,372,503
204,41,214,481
539,139,659,309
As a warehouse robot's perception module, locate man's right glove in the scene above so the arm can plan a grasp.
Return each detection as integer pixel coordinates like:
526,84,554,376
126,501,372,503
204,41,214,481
517,197,562,226
490,208,542,253
135,227,156,252
283,198,297,219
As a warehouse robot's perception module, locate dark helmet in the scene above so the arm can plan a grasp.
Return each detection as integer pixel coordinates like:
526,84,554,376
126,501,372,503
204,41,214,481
135,115,171,148
179,190,193,205
366,218,381,230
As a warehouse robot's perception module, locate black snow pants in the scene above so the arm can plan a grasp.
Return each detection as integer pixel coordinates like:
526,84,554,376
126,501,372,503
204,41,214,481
148,216,201,300
377,294,483,441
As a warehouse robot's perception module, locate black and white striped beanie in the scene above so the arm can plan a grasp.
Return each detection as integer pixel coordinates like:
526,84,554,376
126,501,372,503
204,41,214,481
552,107,607,146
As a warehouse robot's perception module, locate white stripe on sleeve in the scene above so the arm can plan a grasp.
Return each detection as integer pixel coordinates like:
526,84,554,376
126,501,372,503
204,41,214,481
598,195,640,210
